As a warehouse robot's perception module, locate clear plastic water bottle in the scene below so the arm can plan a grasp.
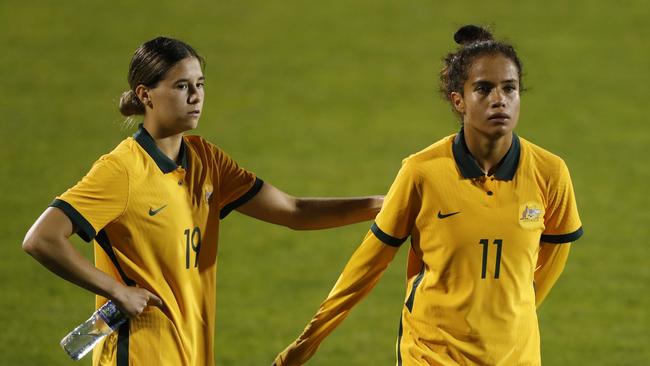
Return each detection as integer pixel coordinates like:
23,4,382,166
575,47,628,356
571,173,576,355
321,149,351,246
60,301,126,360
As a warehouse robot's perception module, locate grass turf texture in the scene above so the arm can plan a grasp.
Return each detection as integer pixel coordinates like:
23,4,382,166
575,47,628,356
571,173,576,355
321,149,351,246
1,0,648,365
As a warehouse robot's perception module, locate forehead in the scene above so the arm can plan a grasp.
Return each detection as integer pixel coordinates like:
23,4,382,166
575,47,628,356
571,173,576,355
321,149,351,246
163,57,203,81
466,54,519,83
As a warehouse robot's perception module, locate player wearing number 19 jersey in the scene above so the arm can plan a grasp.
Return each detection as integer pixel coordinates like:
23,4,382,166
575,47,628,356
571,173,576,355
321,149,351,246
52,124,261,365
24,36,385,366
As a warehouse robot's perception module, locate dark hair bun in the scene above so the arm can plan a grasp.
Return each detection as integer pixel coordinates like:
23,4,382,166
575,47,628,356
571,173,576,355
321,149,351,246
454,25,493,45
119,90,145,117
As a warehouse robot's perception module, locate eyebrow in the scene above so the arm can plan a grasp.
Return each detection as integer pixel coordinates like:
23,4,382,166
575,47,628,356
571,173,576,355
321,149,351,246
174,76,205,84
472,79,518,86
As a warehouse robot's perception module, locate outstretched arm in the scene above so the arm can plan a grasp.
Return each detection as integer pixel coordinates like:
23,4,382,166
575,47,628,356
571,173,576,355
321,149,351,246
534,242,571,307
236,181,383,230
271,159,418,364
273,231,399,366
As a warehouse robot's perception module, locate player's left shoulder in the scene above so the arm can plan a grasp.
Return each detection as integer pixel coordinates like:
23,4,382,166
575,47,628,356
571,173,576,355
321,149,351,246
183,134,241,173
183,134,211,150
183,134,221,159
518,136,568,174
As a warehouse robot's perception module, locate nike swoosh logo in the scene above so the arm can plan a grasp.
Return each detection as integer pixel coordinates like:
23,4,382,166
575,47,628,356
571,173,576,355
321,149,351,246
149,205,168,216
437,211,460,219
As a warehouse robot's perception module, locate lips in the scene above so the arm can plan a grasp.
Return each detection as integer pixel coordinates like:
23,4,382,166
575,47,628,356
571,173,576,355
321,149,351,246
488,112,510,121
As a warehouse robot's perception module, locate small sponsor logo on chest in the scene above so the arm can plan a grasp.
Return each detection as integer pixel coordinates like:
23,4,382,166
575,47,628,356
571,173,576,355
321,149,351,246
437,210,460,219
148,204,168,216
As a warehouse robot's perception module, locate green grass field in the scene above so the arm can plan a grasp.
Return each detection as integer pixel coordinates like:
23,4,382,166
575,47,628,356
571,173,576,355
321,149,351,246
1,0,648,365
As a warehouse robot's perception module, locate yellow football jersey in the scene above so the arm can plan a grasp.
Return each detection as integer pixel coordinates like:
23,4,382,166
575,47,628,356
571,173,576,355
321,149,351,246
51,125,261,366
275,130,582,366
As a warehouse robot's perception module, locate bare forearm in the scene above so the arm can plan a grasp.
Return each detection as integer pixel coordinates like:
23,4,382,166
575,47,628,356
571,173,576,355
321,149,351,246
23,208,161,317
236,182,383,230
290,196,383,230
23,235,121,301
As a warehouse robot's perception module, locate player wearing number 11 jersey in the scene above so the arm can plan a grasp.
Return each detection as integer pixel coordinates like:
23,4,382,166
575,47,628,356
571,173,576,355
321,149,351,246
274,25,583,366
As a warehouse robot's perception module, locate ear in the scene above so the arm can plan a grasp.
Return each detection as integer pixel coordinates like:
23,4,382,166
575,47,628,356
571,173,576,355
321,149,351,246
450,91,465,114
135,84,153,109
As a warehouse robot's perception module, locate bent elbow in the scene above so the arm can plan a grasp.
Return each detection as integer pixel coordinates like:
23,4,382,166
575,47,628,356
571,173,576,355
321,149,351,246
283,214,308,231
22,228,51,259
22,232,41,256
283,197,306,230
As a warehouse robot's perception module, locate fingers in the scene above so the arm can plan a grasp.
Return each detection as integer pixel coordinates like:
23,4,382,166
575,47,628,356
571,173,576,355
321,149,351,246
113,285,164,318
146,291,164,309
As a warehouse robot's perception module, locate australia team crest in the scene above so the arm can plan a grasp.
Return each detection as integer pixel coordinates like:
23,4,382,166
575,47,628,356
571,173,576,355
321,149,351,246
519,201,544,230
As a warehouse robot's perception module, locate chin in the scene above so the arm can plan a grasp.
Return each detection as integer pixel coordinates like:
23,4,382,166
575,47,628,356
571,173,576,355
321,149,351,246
480,123,514,140
179,118,199,132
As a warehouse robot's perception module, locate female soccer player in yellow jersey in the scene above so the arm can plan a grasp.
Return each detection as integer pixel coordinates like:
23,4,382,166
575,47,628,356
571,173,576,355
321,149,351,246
21,37,384,366
273,25,583,366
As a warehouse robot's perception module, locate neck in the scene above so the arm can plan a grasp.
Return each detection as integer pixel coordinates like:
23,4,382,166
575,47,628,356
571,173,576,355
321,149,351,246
143,121,184,163
463,126,512,176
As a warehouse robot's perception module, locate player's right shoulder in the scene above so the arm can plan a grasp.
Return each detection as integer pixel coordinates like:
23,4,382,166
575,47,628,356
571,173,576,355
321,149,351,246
401,133,456,171
89,138,139,175
102,138,133,163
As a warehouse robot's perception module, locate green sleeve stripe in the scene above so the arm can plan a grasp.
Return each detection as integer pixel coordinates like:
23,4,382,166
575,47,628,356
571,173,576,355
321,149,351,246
541,227,583,244
220,178,264,219
371,222,408,247
117,320,130,366
397,315,404,366
95,230,136,287
405,267,425,312
50,199,96,242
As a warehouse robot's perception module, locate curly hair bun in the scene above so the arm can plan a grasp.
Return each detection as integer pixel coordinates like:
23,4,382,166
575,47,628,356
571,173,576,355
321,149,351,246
454,25,493,45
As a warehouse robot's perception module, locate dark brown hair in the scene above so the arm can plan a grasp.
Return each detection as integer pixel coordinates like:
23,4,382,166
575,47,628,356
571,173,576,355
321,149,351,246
440,25,524,114
119,37,205,117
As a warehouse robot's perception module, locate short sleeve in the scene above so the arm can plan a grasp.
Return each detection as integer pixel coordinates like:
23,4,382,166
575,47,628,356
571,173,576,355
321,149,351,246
372,160,422,247
541,159,583,243
213,147,261,219
50,155,128,242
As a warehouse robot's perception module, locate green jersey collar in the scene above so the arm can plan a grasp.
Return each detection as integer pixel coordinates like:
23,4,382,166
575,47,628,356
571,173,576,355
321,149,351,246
452,128,520,180
133,124,188,173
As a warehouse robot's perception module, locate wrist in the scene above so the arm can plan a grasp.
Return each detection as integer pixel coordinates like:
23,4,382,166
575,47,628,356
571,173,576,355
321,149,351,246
372,195,384,212
105,281,127,303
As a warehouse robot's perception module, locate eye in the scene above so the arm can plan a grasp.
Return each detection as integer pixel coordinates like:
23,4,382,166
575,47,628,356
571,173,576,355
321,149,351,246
475,85,491,94
196,82,205,89
177,83,189,90
503,85,517,93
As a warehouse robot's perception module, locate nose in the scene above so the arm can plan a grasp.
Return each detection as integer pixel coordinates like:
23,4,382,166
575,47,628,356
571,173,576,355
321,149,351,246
489,89,506,108
188,85,202,105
